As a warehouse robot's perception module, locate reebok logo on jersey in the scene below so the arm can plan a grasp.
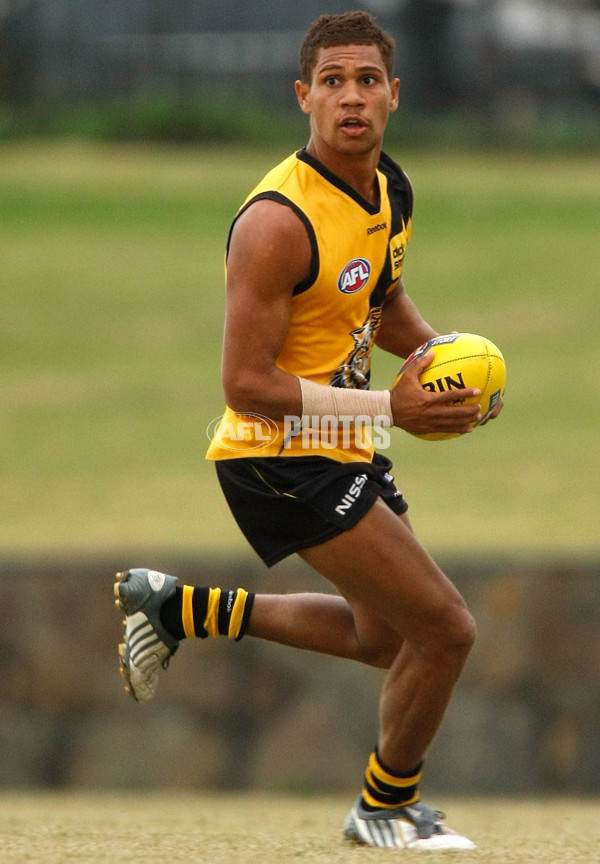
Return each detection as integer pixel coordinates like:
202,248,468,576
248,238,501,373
338,258,371,294
367,222,387,235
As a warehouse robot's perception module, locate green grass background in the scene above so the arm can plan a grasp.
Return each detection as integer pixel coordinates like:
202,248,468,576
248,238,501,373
2,141,598,558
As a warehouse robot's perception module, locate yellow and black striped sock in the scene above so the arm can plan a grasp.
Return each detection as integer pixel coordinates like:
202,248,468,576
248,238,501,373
361,749,423,811
160,586,254,642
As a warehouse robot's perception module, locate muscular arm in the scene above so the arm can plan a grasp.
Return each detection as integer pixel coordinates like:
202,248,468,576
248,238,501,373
222,205,483,436
222,199,309,421
375,280,437,358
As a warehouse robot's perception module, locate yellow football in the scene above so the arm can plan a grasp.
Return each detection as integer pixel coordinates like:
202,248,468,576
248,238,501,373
394,333,506,441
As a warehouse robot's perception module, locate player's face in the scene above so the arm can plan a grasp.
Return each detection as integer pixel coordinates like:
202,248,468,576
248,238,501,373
295,44,399,159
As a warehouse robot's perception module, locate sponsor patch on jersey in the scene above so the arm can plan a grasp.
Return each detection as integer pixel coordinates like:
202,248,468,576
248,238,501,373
389,231,407,278
338,258,371,294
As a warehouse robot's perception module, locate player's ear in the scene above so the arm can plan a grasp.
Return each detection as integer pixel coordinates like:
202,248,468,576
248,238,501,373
295,79,311,114
389,77,400,112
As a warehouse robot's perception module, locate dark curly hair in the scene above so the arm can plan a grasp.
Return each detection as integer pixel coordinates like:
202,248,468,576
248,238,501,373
300,11,395,84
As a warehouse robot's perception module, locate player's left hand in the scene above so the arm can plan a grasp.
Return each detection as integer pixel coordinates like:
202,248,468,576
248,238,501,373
477,394,504,426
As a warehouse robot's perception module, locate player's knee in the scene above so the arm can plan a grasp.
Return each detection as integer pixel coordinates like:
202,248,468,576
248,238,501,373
435,603,477,657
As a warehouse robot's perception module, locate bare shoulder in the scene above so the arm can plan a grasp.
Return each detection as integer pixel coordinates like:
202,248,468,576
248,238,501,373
232,197,308,243
228,198,311,292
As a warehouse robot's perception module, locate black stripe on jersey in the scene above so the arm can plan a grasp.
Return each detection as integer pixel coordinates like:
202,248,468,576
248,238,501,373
369,151,413,309
227,191,319,296
369,255,392,310
378,151,414,225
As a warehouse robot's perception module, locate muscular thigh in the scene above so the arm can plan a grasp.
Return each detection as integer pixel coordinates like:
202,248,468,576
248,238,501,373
299,499,469,644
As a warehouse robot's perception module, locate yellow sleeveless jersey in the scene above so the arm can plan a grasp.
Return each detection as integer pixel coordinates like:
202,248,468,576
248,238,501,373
206,148,413,463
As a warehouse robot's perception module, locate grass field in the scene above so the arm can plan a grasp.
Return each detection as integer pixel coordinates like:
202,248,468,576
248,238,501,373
1,140,599,558
0,792,598,863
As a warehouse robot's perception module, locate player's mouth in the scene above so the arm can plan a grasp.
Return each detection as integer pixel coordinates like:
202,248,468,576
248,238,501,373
340,116,368,136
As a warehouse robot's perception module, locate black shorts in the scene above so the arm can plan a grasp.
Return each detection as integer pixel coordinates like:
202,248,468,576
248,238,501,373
215,452,408,567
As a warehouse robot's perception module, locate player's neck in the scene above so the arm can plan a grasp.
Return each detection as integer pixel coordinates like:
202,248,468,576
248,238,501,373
305,139,381,206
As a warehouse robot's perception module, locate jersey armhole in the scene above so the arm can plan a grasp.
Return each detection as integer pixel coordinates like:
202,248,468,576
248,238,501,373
226,192,319,296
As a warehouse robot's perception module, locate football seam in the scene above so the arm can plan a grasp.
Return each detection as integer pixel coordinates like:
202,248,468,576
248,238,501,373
424,355,499,396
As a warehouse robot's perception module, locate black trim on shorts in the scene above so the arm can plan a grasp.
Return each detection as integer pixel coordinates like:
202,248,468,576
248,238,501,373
215,453,408,567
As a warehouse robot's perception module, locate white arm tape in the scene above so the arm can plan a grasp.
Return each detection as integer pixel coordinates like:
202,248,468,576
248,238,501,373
298,376,393,425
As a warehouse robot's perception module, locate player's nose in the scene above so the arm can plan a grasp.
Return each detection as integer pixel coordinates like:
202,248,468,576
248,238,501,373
340,80,366,106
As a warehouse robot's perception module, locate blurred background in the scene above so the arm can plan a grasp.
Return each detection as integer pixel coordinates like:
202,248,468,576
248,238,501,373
1,0,600,146
1,0,599,798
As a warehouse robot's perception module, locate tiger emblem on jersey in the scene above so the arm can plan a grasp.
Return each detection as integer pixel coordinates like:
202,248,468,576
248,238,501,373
330,307,382,389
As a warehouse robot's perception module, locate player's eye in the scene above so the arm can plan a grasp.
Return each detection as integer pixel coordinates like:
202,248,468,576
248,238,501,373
324,76,339,86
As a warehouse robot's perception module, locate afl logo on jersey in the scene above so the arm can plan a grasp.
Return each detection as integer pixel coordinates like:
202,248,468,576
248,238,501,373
338,258,371,294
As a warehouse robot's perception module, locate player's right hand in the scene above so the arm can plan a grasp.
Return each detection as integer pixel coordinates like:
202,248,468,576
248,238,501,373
390,351,482,436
